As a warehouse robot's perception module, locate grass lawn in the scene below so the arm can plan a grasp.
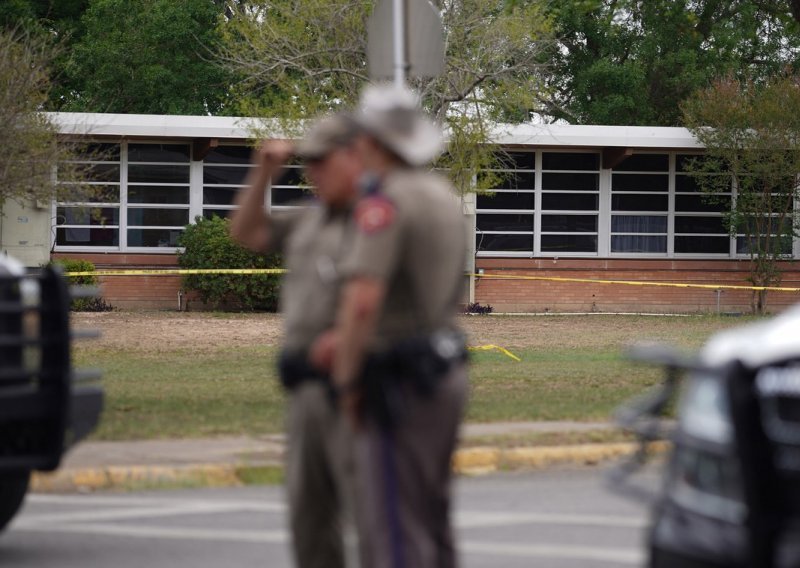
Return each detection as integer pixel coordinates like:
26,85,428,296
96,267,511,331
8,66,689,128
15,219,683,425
75,313,759,441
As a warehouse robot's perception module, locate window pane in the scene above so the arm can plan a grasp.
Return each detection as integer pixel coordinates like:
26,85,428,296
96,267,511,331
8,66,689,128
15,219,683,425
128,185,189,204
675,236,730,254
57,227,118,246
476,233,532,252
66,185,119,203
476,191,535,210
272,188,313,205
128,164,190,184
542,152,599,171
274,167,307,187
676,174,730,193
736,216,792,234
480,171,536,190
542,193,598,210
675,194,730,213
203,165,251,186
541,173,599,191
57,207,119,226
77,143,121,161
676,154,714,172
611,235,667,253
476,214,533,232
612,154,668,172
736,236,793,255
541,215,597,232
127,208,189,227
128,228,184,247
128,144,190,163
72,163,120,183
611,215,667,233
203,209,233,219
612,174,668,192
203,187,238,206
501,151,536,170
612,194,668,212
541,234,597,253
675,216,726,234
204,146,252,164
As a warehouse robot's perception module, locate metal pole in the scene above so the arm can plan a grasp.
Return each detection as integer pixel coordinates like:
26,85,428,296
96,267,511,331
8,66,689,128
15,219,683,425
392,0,407,86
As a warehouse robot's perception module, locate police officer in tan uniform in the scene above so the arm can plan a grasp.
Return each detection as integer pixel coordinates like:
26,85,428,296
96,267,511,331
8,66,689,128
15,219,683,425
229,114,362,568
317,85,469,568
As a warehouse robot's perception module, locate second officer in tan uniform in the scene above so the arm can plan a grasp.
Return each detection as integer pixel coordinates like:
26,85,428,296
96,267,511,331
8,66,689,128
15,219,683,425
316,85,469,568
230,114,362,568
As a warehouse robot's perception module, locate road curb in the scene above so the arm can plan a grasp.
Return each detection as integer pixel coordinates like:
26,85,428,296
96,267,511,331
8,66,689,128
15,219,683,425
31,464,243,493
30,441,671,493
452,441,670,475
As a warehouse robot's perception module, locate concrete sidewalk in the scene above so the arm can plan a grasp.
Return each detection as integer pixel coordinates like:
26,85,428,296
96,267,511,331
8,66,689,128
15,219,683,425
32,421,662,492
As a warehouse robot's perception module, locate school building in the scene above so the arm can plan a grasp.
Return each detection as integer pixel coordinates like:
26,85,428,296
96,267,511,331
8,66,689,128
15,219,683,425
2,112,799,313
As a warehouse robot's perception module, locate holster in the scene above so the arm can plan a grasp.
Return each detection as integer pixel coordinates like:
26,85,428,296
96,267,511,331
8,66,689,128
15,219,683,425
360,330,468,430
277,349,329,391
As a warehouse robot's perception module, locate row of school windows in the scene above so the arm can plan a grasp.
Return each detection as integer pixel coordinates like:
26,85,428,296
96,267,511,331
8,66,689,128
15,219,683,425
55,142,796,258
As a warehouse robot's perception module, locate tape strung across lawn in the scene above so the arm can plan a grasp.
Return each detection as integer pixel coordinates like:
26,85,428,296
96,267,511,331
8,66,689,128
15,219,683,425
63,268,800,293
468,344,521,361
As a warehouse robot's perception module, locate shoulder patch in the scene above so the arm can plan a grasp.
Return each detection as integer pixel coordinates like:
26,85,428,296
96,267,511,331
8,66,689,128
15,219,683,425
355,196,396,234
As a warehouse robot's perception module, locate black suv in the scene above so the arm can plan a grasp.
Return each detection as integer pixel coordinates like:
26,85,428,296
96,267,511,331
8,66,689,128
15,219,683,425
0,255,103,529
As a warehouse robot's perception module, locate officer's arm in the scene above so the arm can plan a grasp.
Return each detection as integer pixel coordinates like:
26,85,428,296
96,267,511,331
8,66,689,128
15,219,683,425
230,140,293,252
332,276,386,391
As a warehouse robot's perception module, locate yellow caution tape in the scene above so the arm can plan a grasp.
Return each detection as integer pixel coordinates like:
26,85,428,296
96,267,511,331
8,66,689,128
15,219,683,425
65,268,288,277
62,268,800,293
469,272,800,293
468,344,521,362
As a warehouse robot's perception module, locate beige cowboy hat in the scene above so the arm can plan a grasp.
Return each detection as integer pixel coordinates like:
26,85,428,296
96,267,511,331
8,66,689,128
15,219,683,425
353,84,444,166
295,112,360,161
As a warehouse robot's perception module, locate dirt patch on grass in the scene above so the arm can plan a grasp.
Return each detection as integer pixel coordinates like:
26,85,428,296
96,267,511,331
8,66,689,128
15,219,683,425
459,313,753,350
75,311,753,354
74,312,284,353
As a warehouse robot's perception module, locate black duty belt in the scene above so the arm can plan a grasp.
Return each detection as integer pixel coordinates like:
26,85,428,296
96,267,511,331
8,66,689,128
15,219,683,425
277,349,329,391
360,330,468,430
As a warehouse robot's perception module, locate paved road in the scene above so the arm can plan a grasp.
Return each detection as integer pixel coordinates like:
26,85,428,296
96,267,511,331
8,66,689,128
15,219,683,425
2,466,656,568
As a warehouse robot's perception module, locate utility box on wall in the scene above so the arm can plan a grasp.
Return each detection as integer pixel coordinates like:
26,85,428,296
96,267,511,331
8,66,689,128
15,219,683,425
0,200,51,267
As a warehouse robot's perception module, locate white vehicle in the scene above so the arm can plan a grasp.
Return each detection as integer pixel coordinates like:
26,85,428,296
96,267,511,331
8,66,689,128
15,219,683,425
613,307,800,568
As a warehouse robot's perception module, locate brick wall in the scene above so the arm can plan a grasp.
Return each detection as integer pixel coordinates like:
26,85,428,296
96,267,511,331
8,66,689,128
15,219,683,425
52,253,186,310
53,252,800,314
474,258,800,314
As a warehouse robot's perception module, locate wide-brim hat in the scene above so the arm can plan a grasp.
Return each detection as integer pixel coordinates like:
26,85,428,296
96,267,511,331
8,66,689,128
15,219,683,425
295,112,360,161
353,84,444,166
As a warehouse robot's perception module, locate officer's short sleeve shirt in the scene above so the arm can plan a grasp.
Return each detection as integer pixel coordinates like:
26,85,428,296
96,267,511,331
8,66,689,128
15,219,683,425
341,169,468,345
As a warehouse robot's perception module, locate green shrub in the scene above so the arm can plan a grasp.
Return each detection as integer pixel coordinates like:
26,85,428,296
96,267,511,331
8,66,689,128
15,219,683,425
50,259,113,312
177,215,281,311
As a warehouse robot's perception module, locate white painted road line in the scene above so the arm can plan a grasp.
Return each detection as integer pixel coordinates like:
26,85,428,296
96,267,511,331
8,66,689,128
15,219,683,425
26,494,287,511
15,522,642,564
14,502,269,526
457,510,647,529
461,541,644,565
15,522,288,544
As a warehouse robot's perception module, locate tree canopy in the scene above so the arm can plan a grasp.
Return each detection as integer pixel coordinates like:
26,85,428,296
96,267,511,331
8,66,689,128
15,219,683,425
682,73,800,312
2,0,232,115
218,0,554,193
539,0,800,125
0,28,63,207
61,0,230,114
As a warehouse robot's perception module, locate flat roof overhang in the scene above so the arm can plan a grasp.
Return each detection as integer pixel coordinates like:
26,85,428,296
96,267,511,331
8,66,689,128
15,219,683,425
47,113,704,167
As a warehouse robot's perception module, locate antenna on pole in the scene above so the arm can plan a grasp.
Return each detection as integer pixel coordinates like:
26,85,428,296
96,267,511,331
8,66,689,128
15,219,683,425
392,0,408,86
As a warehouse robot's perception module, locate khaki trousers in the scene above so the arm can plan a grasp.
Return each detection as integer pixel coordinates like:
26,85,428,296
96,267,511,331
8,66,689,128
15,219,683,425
353,363,468,568
286,382,356,568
